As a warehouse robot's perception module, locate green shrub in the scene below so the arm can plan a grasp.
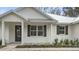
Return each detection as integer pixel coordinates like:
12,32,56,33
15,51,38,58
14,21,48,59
53,38,58,47
74,39,79,47
0,40,2,45
63,39,69,47
70,40,74,47
58,40,63,47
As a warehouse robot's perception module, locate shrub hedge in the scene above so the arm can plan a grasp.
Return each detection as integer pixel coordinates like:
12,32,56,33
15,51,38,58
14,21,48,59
53,39,79,47
15,39,79,48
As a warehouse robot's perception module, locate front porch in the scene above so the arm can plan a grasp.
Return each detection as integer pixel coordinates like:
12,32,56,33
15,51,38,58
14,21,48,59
1,21,24,45
1,19,55,45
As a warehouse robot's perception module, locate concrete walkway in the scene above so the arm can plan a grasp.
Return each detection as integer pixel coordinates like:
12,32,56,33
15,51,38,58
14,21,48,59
0,44,79,51
0,44,19,51
14,48,79,51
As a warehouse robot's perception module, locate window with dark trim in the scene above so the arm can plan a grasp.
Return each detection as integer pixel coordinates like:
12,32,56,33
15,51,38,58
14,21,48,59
57,25,68,35
38,26,44,36
27,25,47,36
30,26,36,36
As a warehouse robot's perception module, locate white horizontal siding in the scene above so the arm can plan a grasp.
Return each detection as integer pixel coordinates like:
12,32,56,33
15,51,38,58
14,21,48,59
22,23,72,44
23,23,51,44
71,23,79,39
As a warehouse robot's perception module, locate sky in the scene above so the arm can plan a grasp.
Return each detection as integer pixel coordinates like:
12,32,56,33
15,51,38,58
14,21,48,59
0,7,63,15
0,7,16,14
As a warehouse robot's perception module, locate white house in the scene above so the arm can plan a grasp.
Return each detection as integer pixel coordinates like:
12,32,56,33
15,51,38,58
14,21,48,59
0,7,79,45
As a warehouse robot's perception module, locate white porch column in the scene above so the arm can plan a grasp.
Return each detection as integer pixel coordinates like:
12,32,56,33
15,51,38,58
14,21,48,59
21,21,24,45
50,24,53,43
2,21,5,45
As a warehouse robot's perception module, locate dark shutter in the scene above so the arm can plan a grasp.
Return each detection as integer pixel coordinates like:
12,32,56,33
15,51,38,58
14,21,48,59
44,25,47,37
27,25,30,37
65,26,68,35
57,26,59,35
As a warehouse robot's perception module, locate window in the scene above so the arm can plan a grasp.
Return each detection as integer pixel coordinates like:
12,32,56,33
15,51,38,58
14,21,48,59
27,25,47,36
30,26,36,36
38,26,44,36
59,26,64,34
57,25,68,35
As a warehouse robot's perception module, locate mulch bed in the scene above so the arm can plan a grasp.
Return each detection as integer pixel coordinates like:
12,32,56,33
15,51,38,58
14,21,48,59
16,45,79,48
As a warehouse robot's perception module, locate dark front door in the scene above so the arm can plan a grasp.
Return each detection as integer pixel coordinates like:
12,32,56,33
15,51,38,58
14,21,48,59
15,25,21,42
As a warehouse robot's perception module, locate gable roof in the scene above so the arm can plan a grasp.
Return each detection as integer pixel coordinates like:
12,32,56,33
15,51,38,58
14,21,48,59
0,7,79,24
47,13,76,23
15,7,58,22
0,7,58,23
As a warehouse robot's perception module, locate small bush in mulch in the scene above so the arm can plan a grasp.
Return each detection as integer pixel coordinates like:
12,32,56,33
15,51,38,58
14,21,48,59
0,40,2,45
